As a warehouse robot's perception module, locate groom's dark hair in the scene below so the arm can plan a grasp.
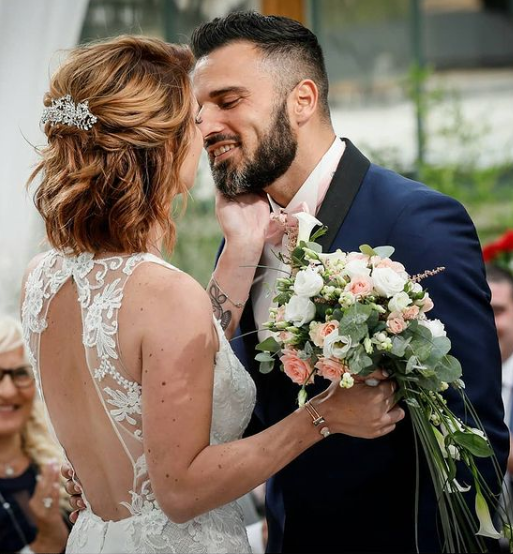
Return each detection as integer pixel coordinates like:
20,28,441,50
190,11,330,120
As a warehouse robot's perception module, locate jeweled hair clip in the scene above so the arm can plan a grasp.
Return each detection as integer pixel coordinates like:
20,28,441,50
41,94,98,131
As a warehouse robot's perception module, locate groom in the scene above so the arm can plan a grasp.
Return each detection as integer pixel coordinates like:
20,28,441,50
191,11,509,553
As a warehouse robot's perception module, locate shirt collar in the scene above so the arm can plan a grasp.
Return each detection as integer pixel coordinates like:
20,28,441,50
268,137,345,215
503,353,513,387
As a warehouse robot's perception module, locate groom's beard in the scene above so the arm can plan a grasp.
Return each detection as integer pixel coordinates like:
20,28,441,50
209,100,298,198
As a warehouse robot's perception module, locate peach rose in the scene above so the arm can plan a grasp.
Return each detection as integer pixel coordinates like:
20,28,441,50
403,305,420,320
373,257,406,274
315,357,347,382
345,274,374,297
280,349,314,385
309,320,339,347
387,311,407,334
420,294,434,313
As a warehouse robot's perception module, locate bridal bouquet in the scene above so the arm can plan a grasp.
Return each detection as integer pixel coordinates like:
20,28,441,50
255,212,511,552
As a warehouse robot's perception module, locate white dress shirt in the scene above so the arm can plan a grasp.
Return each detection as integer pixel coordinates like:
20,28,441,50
502,354,513,428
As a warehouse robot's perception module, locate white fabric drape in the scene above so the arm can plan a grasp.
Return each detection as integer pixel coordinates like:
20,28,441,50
0,0,88,315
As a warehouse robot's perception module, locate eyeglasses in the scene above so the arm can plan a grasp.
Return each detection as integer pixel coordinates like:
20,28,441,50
0,366,35,388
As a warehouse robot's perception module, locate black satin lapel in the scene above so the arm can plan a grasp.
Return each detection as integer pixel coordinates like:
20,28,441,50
316,138,371,251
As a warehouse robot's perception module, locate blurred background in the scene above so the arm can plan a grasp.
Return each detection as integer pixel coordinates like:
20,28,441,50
1,0,512,314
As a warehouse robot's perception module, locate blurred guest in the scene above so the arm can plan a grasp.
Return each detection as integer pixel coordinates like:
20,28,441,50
486,266,513,470
0,316,69,553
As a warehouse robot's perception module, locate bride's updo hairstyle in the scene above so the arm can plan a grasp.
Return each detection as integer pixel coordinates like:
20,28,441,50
29,35,195,255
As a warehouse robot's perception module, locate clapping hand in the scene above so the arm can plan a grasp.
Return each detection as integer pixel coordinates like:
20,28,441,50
28,461,68,553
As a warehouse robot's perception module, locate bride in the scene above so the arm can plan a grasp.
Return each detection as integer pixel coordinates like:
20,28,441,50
21,35,404,553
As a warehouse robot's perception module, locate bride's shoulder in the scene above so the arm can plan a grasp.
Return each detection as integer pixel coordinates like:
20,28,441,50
125,259,212,318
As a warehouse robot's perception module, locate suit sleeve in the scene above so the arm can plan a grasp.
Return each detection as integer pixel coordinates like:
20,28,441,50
388,190,509,488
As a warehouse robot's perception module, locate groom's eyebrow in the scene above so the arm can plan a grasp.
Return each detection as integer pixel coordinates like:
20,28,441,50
209,86,249,99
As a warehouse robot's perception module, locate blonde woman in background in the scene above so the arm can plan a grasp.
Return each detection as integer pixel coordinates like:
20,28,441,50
0,316,69,553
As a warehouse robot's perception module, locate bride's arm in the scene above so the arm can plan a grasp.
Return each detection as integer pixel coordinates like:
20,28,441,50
140,269,404,524
206,192,269,339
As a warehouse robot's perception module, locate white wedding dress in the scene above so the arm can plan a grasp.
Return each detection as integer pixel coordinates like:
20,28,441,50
21,250,256,553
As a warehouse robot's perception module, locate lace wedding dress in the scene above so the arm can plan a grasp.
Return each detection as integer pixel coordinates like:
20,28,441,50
21,250,256,553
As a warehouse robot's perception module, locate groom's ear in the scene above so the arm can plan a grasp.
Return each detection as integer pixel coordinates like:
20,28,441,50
290,79,318,126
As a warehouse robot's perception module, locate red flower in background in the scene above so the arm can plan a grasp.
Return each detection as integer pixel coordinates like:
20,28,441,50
483,230,513,270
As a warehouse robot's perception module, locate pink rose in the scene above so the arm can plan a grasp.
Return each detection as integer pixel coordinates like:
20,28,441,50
345,274,374,297
402,305,420,320
387,311,407,334
280,349,314,385
420,294,434,313
309,320,339,347
315,357,347,382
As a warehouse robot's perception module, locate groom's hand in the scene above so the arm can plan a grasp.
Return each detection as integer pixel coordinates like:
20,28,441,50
61,462,85,523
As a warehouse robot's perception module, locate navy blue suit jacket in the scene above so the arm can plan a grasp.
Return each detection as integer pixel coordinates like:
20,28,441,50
230,139,509,553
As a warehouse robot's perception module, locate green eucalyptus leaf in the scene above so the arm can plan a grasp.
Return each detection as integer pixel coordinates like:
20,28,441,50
373,246,396,259
303,342,314,357
452,431,493,458
391,335,412,358
332,309,344,322
435,355,462,383
408,337,433,362
428,336,452,362
416,374,441,391
366,310,380,330
359,244,377,256
256,336,281,353
255,352,274,363
259,360,275,374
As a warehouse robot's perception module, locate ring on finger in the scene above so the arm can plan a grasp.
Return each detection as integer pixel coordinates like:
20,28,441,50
42,496,53,509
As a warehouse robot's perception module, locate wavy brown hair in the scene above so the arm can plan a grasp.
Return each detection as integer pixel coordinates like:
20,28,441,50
29,35,195,255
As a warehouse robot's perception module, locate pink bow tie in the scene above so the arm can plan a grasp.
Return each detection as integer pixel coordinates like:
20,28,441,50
265,201,310,246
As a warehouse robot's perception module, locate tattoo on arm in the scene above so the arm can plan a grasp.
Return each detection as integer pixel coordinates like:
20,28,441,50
208,280,232,331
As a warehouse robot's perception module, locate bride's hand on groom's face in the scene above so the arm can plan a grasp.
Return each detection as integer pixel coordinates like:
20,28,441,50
61,462,85,523
317,374,405,440
215,191,270,255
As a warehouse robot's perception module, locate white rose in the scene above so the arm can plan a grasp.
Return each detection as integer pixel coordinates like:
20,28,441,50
418,318,447,338
372,267,407,297
344,259,371,279
293,267,324,297
323,329,353,359
284,295,316,326
388,291,412,313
